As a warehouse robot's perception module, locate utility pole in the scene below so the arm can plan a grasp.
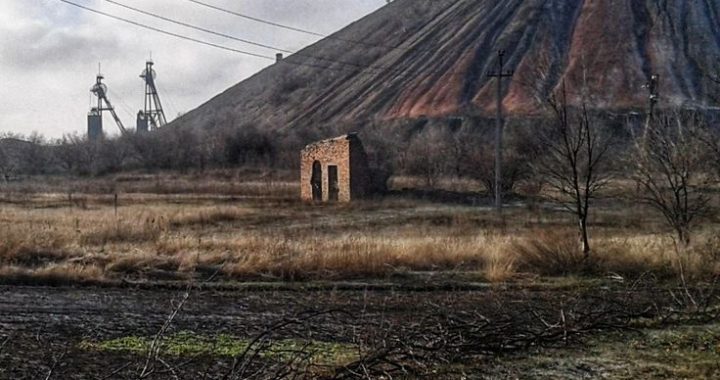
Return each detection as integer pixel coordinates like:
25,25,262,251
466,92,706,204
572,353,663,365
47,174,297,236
487,50,514,212
643,74,659,138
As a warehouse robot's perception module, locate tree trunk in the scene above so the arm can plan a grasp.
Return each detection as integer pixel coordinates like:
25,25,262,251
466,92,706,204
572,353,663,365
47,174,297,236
579,217,591,259
677,225,691,249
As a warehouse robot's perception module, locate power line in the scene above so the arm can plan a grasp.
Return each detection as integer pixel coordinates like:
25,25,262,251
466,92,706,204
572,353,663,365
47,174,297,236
58,0,545,88
58,0,276,61
57,0,385,76
100,0,406,73
102,0,293,55
187,0,325,38
154,81,179,120
107,88,136,119
185,0,435,53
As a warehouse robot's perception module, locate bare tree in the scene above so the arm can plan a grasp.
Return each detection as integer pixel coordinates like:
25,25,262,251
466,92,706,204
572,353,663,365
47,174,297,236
531,85,613,259
21,132,53,175
97,136,131,174
631,113,716,246
466,144,516,196
53,133,94,175
0,143,10,182
404,127,450,189
0,133,26,180
700,127,720,179
464,128,534,197
447,128,470,178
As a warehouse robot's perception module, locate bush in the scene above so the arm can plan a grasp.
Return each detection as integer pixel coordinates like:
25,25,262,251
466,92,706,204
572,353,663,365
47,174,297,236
513,229,586,276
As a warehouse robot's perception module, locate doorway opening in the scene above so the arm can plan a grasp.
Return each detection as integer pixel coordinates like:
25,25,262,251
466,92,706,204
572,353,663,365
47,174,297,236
311,161,322,201
328,165,339,201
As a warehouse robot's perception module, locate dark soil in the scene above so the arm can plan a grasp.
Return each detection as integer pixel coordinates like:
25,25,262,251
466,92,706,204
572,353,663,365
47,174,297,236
0,284,713,379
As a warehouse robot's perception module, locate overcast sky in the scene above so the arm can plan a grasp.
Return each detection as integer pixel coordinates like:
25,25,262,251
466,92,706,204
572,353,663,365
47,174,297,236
0,0,386,138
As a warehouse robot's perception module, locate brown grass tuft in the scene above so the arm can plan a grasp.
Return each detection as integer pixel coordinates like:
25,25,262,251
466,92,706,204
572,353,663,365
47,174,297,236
513,229,586,276
483,242,517,282
105,253,180,275
168,207,249,228
80,219,164,246
0,226,75,266
0,178,718,285
221,234,494,281
0,264,104,286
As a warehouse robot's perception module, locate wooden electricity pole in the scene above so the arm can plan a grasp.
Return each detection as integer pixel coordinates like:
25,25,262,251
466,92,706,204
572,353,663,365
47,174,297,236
643,74,659,138
487,50,514,212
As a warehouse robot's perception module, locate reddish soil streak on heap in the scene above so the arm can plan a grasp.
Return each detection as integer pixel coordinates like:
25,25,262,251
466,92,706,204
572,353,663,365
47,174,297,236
173,0,720,132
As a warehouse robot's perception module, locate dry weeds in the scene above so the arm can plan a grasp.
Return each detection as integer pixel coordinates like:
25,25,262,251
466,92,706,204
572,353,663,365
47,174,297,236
0,180,718,284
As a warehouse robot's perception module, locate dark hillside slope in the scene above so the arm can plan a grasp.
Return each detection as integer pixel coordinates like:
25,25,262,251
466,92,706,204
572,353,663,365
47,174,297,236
171,0,720,133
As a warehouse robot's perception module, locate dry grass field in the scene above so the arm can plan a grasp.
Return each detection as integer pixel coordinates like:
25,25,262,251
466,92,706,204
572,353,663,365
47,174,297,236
1,173,719,379
1,172,718,286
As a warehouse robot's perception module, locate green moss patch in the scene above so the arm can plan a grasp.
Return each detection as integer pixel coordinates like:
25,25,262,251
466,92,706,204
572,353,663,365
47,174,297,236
79,332,359,366
482,324,720,379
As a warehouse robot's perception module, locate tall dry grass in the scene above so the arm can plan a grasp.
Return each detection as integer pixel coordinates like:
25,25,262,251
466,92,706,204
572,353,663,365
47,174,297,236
0,187,717,284
219,233,507,280
80,220,164,246
512,228,720,280
0,170,298,198
0,224,76,266
0,264,104,285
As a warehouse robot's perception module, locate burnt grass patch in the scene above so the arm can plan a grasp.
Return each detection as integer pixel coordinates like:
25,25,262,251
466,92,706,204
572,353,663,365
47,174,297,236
0,282,718,379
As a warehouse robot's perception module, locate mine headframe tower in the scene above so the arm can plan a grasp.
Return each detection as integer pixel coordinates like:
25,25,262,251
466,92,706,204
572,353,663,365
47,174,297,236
137,60,167,133
88,71,127,141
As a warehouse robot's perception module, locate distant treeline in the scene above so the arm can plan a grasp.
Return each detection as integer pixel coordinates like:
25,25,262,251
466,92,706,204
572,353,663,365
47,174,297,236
0,125,284,179
1,116,545,187
0,109,717,195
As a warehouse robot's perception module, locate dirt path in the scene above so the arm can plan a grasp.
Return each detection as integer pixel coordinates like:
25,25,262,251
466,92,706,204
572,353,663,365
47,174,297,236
0,285,512,338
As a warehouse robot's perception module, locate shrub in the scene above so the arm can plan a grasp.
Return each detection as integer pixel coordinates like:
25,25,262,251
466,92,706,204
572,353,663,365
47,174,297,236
513,229,586,276
483,247,516,283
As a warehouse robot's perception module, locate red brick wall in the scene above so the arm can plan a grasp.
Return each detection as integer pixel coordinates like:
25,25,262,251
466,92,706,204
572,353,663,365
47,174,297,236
349,137,371,199
300,134,370,202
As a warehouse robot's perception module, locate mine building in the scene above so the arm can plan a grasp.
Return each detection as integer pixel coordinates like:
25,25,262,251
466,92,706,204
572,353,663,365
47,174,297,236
300,133,372,203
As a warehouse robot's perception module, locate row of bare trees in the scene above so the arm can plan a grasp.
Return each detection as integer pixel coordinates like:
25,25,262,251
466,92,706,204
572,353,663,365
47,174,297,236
396,121,535,192
395,103,718,258
529,88,719,259
2,102,718,255
0,124,282,178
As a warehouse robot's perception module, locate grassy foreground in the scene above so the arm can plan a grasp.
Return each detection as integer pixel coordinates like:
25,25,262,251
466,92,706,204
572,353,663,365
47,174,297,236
0,173,718,285
76,323,719,379
482,323,720,379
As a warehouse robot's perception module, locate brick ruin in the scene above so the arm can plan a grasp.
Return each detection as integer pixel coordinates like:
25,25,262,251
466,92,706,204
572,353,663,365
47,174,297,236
300,133,371,202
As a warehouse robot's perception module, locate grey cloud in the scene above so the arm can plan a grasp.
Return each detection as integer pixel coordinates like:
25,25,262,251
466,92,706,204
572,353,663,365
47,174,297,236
0,0,386,137
0,23,122,70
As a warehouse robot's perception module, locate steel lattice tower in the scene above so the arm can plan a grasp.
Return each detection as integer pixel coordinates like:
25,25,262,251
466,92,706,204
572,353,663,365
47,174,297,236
88,70,127,141
137,60,167,133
